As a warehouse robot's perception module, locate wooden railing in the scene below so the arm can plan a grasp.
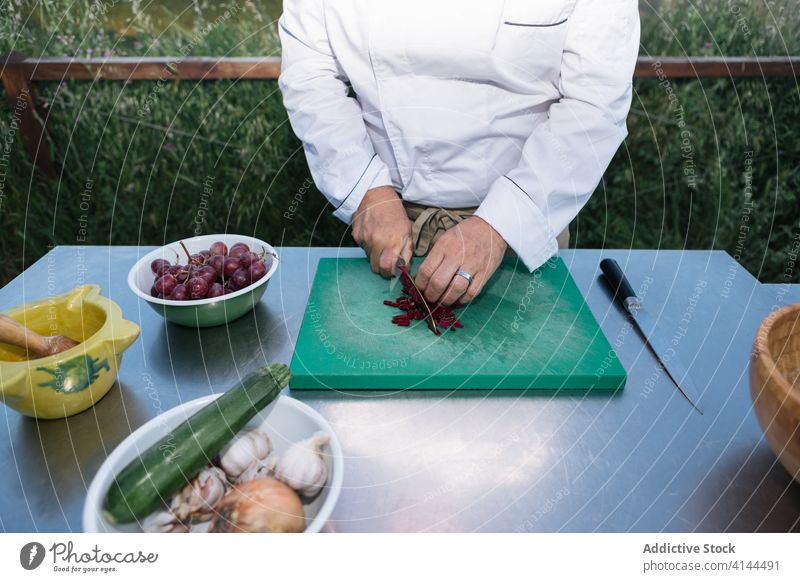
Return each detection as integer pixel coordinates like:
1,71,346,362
2,52,798,178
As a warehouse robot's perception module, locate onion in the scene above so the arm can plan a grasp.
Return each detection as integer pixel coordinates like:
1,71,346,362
210,478,305,533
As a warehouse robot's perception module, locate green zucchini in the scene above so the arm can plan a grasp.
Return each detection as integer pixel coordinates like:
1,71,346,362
103,363,292,524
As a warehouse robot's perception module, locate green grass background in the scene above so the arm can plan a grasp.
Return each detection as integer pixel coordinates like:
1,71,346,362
1,0,798,284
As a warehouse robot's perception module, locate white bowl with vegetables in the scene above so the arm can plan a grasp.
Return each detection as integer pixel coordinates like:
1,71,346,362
83,365,343,533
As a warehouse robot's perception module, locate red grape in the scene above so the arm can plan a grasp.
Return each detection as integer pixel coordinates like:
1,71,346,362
200,250,211,260
229,243,249,258
187,277,209,299
249,260,267,282
209,255,224,277
207,282,224,298
190,253,206,265
154,273,177,296
210,241,228,256
174,266,190,283
232,268,250,289
150,285,160,298
151,259,171,276
223,257,241,279
239,251,259,268
170,284,189,300
197,265,218,285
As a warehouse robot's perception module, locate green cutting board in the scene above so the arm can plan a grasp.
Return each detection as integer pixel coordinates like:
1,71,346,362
290,256,626,390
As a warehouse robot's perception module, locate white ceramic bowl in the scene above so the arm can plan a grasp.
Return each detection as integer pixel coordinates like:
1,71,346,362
127,234,279,327
83,394,343,533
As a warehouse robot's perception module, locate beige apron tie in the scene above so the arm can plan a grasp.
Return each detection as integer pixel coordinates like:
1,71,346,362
403,201,571,256
404,202,478,256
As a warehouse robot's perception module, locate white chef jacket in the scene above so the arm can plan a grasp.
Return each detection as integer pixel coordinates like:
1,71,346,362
278,0,639,271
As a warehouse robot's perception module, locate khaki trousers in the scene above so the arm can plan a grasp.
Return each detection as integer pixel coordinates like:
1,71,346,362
403,202,570,257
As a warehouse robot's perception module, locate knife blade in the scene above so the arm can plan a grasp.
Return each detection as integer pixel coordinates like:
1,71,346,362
395,257,439,334
600,258,703,414
389,235,410,293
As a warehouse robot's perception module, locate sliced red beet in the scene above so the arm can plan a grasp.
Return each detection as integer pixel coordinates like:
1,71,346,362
384,264,463,333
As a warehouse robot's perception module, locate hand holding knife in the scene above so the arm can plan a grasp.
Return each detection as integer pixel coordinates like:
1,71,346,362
600,258,704,414
389,233,411,293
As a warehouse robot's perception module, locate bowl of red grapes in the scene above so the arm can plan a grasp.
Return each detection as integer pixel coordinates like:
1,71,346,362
127,235,279,327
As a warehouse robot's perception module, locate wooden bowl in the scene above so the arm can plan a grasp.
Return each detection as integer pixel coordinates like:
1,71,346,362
750,302,800,482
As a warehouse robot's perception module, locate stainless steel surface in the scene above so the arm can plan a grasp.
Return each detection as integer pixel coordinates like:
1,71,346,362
1,246,799,532
626,304,704,414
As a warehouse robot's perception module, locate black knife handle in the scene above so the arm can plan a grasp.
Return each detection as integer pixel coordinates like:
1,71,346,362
600,258,638,304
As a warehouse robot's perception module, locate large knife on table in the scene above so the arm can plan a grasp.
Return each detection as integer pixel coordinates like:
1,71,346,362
600,258,704,414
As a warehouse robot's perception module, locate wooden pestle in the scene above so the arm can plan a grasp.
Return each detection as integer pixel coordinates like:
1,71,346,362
0,314,79,358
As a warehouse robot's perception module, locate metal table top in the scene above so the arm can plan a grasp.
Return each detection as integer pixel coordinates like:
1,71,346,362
1,246,798,533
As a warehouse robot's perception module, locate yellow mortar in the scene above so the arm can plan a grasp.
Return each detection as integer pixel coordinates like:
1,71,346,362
0,285,140,419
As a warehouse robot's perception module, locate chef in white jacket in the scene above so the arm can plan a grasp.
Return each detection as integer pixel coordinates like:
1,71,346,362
279,0,639,306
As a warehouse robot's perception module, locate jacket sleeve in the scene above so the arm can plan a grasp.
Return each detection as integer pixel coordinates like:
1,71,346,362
474,0,640,270
278,0,393,223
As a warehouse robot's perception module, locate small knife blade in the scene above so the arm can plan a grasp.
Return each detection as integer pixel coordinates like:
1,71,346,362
389,235,410,293
395,257,439,335
600,258,703,414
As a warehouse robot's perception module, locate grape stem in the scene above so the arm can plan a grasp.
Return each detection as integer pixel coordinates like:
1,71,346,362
179,240,193,264
260,246,279,261
256,246,279,262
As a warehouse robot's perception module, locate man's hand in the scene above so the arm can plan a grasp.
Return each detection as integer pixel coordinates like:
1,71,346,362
415,216,507,306
352,186,413,278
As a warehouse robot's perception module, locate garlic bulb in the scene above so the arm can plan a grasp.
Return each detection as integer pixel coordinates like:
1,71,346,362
170,466,229,522
141,509,188,533
238,453,278,483
141,466,228,532
274,432,330,497
218,429,272,482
